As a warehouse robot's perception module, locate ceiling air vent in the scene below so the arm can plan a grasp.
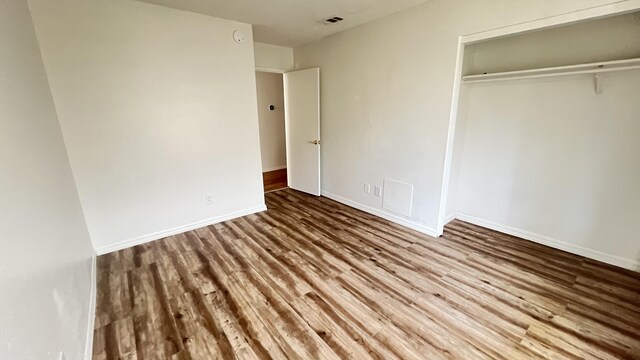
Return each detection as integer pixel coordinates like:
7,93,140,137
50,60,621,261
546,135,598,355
323,16,344,24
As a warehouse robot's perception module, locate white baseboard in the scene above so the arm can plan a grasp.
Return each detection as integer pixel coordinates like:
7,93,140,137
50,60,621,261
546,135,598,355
455,212,639,271
262,165,287,172
321,191,439,238
443,213,457,225
84,255,97,359
95,205,267,255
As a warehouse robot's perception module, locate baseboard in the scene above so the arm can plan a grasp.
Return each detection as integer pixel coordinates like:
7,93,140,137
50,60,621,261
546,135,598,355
443,213,457,225
84,255,97,359
95,205,267,255
262,165,287,172
455,212,639,271
321,191,438,238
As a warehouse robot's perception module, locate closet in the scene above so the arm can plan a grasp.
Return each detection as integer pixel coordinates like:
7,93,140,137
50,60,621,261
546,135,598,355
446,11,640,270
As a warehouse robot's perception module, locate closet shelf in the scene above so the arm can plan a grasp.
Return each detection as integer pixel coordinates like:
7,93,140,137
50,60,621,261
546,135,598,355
462,57,640,84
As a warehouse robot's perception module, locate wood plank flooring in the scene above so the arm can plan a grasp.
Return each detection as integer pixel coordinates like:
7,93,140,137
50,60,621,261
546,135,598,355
93,188,640,359
263,169,288,192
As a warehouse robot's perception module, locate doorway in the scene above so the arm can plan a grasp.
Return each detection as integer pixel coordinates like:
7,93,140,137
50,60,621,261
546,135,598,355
256,68,322,195
256,71,288,192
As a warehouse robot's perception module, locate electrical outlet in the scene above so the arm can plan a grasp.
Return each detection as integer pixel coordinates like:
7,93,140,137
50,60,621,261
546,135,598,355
205,195,214,205
374,185,382,197
364,183,371,194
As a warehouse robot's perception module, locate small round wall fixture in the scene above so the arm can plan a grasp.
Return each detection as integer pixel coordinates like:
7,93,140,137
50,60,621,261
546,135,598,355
233,30,246,44
269,105,275,111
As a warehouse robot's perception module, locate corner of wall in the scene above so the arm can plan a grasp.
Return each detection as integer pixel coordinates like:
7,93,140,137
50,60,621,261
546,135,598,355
84,255,97,359
95,204,267,255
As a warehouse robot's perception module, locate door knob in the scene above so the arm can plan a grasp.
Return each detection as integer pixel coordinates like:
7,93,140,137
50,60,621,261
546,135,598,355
309,140,321,145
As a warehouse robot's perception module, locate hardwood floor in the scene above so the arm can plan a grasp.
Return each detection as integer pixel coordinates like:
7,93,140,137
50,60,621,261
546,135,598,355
93,189,640,359
263,169,287,192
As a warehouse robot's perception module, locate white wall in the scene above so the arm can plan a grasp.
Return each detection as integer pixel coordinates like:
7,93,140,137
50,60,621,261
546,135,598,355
0,1,95,358
455,70,640,270
463,11,640,75
447,11,640,221
29,0,266,253
293,0,631,236
256,72,287,171
254,42,294,72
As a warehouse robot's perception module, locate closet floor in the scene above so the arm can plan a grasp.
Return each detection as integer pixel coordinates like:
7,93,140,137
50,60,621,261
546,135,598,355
93,189,640,359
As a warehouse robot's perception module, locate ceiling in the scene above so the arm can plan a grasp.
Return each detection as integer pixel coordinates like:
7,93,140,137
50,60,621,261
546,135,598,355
136,0,428,47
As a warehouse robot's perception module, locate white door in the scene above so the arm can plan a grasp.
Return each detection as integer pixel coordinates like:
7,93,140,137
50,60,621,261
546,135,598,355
284,68,321,196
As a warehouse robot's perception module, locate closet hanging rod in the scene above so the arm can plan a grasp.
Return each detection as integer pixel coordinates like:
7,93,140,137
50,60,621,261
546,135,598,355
462,57,640,84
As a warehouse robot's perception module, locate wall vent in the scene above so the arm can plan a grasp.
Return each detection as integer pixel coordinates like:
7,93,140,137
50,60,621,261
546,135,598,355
323,16,344,24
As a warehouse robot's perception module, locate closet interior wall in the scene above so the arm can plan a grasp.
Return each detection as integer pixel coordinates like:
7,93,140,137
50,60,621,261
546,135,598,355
446,11,640,270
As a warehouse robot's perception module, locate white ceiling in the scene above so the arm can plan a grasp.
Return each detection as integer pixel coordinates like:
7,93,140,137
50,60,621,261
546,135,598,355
136,0,428,47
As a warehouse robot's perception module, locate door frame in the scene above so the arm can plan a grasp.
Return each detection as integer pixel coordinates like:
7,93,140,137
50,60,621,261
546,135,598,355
436,0,640,235
255,68,287,178
255,67,286,74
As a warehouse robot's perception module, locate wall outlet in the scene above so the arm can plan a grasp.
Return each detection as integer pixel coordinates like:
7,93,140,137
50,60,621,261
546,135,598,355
374,185,382,197
364,183,371,194
205,195,214,205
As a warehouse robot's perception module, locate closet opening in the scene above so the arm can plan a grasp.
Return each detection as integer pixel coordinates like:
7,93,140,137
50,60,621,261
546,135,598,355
438,6,640,270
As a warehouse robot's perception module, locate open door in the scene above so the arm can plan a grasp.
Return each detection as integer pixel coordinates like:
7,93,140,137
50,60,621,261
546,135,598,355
284,67,320,196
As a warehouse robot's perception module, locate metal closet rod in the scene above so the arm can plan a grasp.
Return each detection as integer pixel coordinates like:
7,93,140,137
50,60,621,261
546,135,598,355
462,57,640,84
